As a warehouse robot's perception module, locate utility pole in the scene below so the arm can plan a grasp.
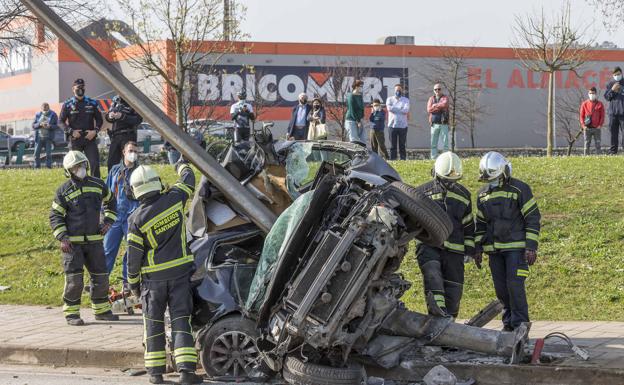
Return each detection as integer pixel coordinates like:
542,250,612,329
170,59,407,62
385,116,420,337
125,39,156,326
223,0,235,41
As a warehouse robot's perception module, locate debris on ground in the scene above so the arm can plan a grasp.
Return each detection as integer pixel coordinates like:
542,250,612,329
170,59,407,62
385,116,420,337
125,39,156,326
0,285,11,292
422,365,457,385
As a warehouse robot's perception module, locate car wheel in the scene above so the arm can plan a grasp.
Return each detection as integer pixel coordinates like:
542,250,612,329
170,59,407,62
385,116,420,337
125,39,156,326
385,181,453,247
283,355,364,385
200,315,259,379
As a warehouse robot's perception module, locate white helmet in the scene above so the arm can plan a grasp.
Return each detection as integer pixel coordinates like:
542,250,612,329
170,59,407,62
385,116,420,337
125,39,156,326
434,152,463,181
62,150,89,178
479,151,511,181
130,165,162,199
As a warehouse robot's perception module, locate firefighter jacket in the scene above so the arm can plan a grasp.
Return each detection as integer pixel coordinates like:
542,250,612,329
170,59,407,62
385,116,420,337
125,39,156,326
50,176,117,243
59,96,103,134
420,179,475,255
475,177,541,253
126,164,195,286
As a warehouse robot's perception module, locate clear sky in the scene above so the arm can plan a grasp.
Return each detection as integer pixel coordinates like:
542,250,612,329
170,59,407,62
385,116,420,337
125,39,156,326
240,0,624,48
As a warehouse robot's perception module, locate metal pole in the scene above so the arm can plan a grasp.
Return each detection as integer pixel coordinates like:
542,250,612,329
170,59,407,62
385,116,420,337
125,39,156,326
21,0,276,233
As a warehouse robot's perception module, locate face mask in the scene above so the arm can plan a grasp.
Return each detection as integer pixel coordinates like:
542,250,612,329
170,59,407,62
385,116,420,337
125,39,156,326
74,166,87,180
74,88,85,97
373,106,381,111
395,90,401,97
614,74,622,82
126,152,138,163
313,104,320,110
589,94,597,101
300,99,307,105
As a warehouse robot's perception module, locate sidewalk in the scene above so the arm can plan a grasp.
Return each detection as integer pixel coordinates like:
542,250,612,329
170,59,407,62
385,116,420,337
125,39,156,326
1,305,623,371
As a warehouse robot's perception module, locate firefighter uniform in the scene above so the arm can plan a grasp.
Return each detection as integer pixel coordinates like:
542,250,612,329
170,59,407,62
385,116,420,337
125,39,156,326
418,179,475,318
59,95,104,178
475,177,541,330
50,172,117,321
105,96,143,171
127,163,197,377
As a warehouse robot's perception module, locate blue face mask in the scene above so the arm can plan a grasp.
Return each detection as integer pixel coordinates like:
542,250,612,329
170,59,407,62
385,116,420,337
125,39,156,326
395,90,401,97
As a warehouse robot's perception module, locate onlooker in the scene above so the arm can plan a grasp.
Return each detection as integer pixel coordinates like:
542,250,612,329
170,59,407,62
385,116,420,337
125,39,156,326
105,95,142,172
104,141,140,283
427,83,449,159
163,141,180,165
579,87,605,155
32,102,58,169
307,97,327,140
386,84,410,160
287,93,310,140
59,78,104,177
230,90,255,142
345,80,365,144
604,66,624,154
369,99,389,158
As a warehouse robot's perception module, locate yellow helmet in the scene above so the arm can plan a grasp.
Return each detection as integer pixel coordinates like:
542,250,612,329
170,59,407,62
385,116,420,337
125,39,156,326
62,151,89,178
434,151,463,181
130,165,162,199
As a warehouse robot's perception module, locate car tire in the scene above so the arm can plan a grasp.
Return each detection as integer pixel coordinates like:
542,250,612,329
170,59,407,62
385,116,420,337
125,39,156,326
385,181,453,247
283,355,364,385
199,314,260,379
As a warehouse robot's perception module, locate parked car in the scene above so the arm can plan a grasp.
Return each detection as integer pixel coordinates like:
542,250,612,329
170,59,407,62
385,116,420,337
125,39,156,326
137,123,162,143
0,130,32,152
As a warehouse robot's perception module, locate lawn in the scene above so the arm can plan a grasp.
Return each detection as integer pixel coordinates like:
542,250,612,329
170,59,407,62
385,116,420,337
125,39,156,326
1,156,623,320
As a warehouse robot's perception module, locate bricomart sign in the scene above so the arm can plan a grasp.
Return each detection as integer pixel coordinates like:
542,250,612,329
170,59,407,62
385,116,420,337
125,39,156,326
191,65,408,106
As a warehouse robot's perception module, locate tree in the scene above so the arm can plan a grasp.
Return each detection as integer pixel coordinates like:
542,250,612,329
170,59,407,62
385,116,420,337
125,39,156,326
456,88,489,148
588,0,624,32
109,0,246,130
511,2,593,156
556,88,586,155
416,46,476,151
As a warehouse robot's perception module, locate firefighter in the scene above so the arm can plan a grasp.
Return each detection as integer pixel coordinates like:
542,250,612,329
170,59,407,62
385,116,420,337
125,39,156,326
59,78,104,178
49,151,119,326
126,162,202,385
417,152,475,318
474,151,541,331
105,95,143,171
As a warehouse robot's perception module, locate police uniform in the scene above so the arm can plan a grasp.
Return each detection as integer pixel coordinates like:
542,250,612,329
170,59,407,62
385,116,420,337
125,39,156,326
50,175,117,319
126,164,196,376
475,177,541,329
105,97,143,170
417,179,475,318
59,96,103,177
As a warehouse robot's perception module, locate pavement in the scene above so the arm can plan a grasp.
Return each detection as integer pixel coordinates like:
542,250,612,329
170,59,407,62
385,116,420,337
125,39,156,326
1,305,624,372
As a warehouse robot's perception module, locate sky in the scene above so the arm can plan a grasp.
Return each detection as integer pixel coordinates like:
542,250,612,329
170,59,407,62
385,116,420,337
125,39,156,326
240,0,624,48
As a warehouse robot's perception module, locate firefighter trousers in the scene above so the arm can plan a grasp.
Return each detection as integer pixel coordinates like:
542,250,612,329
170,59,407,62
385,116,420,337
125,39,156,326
488,250,530,329
417,245,464,318
141,274,196,375
62,242,111,318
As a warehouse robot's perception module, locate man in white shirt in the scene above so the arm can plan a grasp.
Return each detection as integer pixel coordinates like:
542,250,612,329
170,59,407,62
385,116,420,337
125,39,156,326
386,84,410,160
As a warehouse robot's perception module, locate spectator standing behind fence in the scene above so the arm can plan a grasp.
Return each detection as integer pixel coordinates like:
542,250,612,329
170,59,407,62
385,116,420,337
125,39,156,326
604,67,624,154
345,80,366,144
288,93,311,140
32,102,58,169
427,83,450,160
105,95,142,172
369,99,389,159
579,87,605,156
59,78,103,177
230,90,255,142
386,84,410,160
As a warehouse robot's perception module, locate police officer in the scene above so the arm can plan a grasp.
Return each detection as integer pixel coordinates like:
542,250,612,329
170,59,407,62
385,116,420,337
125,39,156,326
230,90,255,142
59,79,104,178
474,151,541,331
49,151,119,325
105,95,143,171
126,162,201,385
417,152,475,318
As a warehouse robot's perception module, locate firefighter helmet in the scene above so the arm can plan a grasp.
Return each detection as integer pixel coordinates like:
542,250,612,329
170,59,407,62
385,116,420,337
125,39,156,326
130,165,162,199
479,151,511,181
434,152,463,180
62,150,89,178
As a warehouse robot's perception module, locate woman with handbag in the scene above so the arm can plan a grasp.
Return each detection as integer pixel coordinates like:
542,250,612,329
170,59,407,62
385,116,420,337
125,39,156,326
307,98,327,140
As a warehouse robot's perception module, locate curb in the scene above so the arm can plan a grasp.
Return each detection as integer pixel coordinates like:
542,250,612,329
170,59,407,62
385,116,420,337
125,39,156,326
0,344,143,368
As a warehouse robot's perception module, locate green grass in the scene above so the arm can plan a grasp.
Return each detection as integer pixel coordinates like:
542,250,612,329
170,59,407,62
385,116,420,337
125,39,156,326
1,157,623,320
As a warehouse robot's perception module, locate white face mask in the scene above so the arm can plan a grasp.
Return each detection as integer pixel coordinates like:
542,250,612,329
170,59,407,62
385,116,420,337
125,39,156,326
589,93,597,101
614,74,622,82
373,106,381,111
126,152,138,163
74,166,87,180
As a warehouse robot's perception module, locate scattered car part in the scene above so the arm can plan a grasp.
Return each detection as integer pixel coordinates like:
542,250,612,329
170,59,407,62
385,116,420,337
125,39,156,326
283,355,364,385
464,299,504,327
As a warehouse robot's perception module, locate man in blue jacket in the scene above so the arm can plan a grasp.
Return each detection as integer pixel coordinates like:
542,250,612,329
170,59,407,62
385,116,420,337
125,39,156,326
287,93,311,140
604,66,624,154
32,102,58,169
104,141,140,283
